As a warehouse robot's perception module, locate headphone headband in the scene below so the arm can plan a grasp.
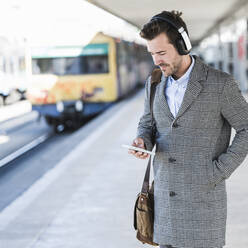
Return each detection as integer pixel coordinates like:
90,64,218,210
150,14,192,53
151,16,181,31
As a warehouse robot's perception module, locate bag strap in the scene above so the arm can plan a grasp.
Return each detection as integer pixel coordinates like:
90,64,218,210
150,68,162,127
141,68,162,194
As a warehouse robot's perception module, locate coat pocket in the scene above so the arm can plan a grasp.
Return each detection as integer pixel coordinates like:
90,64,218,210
206,160,217,191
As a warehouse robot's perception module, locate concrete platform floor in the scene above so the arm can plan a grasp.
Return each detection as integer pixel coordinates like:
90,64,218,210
0,91,247,248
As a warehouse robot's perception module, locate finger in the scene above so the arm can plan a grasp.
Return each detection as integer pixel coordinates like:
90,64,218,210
134,140,144,148
129,150,140,157
134,152,143,158
140,153,149,158
138,154,148,159
136,151,143,156
139,153,149,159
135,153,148,159
128,149,136,154
132,142,139,147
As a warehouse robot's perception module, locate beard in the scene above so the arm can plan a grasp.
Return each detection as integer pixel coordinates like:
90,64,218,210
159,63,176,77
159,60,181,79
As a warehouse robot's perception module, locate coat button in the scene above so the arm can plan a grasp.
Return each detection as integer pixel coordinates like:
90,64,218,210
172,122,179,128
168,158,176,163
169,191,176,197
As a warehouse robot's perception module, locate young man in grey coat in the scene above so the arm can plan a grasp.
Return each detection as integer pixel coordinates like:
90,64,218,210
129,10,248,248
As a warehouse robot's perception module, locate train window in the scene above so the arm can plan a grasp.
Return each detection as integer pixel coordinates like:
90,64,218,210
32,55,109,75
80,55,109,74
10,58,15,74
32,59,52,74
218,61,223,71
3,58,7,73
208,62,214,68
19,57,26,72
228,63,233,75
228,42,233,58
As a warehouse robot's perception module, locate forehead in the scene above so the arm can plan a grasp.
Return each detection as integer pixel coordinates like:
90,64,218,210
146,33,172,53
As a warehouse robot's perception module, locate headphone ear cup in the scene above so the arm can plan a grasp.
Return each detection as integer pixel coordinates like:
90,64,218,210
176,38,189,55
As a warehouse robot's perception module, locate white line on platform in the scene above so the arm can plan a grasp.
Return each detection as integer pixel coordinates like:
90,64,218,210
0,134,50,168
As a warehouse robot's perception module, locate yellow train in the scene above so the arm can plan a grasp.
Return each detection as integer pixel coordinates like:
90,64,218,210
27,32,152,130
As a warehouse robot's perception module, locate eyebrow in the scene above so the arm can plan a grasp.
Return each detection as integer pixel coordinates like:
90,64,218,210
148,50,166,55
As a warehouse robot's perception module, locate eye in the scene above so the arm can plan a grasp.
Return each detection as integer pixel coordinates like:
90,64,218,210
149,51,166,56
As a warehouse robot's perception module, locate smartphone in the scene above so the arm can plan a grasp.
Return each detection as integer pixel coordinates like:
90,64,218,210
122,144,155,156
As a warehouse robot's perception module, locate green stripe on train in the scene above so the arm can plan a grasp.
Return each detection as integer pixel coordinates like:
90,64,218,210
32,43,109,58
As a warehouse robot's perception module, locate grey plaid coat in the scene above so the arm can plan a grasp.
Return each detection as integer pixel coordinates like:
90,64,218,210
137,56,248,248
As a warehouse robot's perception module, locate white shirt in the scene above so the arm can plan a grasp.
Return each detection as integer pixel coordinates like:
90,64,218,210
165,56,195,118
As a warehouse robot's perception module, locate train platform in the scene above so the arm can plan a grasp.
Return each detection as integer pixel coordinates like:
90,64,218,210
0,90,247,248
0,101,31,124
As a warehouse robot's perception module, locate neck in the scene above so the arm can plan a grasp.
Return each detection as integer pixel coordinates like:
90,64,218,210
173,55,192,80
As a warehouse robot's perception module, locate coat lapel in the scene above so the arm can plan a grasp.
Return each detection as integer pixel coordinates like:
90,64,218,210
156,56,208,121
174,57,207,121
157,74,175,120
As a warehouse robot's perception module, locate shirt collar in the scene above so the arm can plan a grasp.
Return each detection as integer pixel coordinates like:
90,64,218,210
167,55,195,88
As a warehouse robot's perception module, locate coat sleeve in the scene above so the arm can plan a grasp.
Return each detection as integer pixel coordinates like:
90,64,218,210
136,76,154,151
211,78,248,186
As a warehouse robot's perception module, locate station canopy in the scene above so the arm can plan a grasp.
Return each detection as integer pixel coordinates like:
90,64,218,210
86,0,247,45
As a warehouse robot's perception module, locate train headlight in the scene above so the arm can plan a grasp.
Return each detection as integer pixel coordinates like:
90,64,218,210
75,100,83,112
56,101,64,112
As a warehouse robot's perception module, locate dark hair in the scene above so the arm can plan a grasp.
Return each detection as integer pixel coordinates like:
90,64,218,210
140,10,189,48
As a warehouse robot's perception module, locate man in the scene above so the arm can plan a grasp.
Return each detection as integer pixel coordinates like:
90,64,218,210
129,10,248,248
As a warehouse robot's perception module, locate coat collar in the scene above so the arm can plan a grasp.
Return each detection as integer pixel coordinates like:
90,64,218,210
157,55,208,121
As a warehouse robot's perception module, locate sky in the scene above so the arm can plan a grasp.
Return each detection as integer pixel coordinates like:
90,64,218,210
0,0,143,47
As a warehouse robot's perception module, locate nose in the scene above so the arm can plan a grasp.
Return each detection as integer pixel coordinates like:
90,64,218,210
152,54,163,66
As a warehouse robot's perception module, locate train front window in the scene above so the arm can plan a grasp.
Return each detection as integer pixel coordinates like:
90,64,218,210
32,55,109,75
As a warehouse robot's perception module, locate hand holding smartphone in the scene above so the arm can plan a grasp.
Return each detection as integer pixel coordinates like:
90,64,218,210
122,144,155,156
